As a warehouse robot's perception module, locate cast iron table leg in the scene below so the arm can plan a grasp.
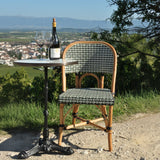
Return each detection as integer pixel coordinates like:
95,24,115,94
18,66,74,159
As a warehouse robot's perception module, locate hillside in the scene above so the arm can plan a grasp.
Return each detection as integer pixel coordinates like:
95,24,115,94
0,16,113,31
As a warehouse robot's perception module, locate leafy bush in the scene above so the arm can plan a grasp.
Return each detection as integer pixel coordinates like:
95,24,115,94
0,67,64,104
0,69,31,104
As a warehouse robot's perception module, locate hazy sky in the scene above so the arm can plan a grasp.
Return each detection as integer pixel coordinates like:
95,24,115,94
0,0,116,20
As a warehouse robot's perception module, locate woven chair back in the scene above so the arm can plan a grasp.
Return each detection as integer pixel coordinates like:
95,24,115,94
62,41,117,74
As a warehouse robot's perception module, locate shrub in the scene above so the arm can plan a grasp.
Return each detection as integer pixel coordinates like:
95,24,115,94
0,69,31,104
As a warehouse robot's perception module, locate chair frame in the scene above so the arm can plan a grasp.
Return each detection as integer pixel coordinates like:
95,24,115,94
58,41,117,151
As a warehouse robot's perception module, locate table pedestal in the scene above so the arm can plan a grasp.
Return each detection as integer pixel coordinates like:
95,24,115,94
18,138,74,159
18,67,74,159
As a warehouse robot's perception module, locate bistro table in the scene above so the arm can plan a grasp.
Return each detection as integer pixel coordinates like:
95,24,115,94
14,58,78,159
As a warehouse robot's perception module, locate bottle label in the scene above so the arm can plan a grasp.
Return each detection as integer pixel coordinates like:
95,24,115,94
50,48,60,59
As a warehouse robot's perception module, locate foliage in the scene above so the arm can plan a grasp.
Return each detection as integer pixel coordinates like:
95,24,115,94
107,0,160,42
91,31,159,93
105,0,160,58
0,67,78,104
0,69,59,104
0,69,31,104
105,0,160,93
153,58,160,90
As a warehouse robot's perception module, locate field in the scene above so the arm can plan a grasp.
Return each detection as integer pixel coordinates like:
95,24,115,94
0,31,33,44
0,65,43,79
0,31,90,44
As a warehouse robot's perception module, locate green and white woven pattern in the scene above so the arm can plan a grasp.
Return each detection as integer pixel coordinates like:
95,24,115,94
59,88,114,105
64,43,114,74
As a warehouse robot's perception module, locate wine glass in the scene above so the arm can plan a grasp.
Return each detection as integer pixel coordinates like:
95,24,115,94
43,31,52,59
35,31,46,59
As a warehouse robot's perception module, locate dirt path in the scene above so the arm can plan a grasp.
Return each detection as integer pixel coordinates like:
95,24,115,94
0,113,160,160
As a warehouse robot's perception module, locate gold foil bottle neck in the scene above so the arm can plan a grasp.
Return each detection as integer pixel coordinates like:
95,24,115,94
53,18,56,27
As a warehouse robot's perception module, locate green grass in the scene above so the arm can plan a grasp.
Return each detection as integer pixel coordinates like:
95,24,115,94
0,91,160,132
0,65,43,79
113,91,160,121
0,102,60,131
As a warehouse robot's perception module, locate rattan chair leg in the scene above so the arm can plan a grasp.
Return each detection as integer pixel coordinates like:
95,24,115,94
108,105,113,151
100,105,108,127
72,104,79,126
58,103,65,145
108,131,112,151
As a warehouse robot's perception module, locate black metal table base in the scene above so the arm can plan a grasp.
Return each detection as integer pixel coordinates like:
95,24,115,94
17,67,74,159
18,138,74,159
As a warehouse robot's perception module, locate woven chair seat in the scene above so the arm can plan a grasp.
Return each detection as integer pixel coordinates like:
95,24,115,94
59,88,114,105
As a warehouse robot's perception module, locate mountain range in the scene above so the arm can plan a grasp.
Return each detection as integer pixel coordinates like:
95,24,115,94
0,16,113,32
0,16,146,33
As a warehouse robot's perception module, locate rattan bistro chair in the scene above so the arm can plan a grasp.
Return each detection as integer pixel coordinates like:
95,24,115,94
58,41,117,151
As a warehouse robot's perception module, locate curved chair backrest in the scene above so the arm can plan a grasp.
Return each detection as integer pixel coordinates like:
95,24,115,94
62,41,117,93
62,41,117,74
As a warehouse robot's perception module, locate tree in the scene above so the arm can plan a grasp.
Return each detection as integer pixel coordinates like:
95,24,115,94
106,0,160,58
91,0,160,92
108,0,160,38
105,0,160,91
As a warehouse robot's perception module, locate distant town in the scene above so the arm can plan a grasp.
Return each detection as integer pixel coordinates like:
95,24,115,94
0,41,39,66
0,32,91,66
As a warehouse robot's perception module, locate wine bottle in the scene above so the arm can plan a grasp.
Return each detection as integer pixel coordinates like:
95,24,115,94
49,18,60,60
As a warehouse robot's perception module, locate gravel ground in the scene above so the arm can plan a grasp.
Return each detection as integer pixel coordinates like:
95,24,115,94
0,112,160,160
